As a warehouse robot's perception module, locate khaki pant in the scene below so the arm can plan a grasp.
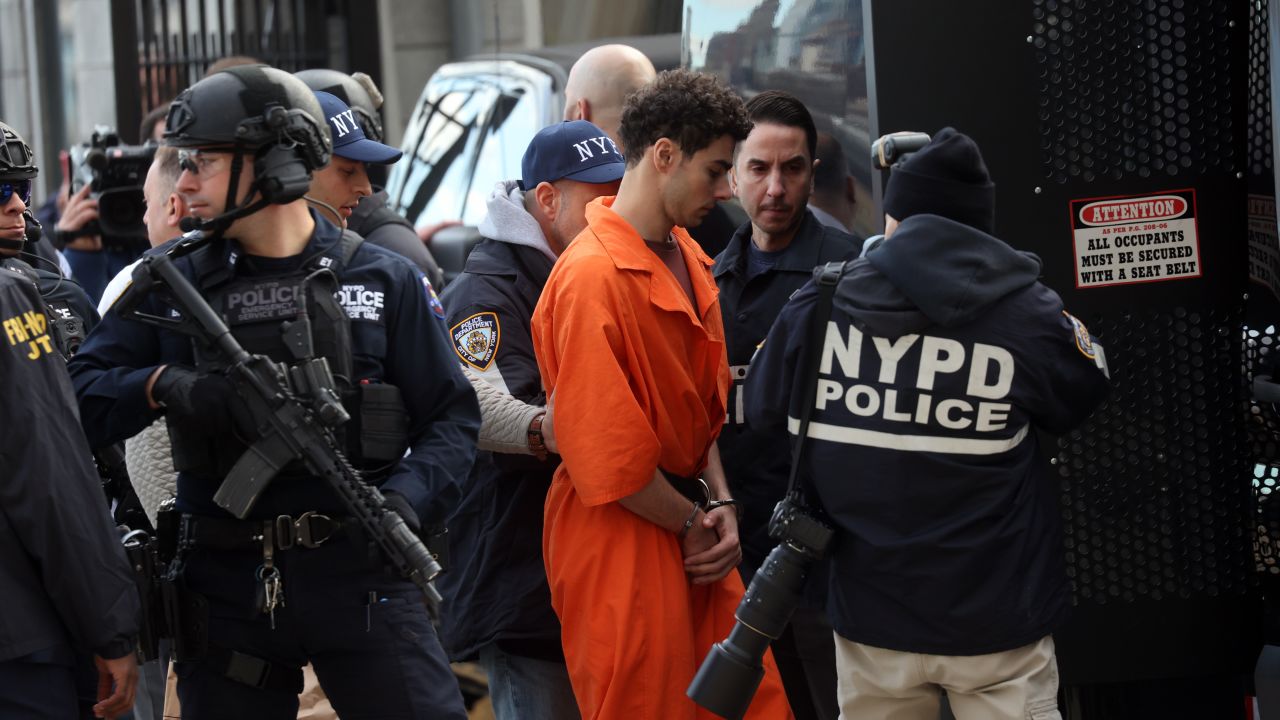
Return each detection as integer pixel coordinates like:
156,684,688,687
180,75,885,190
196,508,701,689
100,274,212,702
834,634,1061,720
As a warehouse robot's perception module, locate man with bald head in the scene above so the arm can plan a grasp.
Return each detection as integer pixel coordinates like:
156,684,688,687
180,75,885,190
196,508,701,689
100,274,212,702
563,44,656,149
565,45,737,257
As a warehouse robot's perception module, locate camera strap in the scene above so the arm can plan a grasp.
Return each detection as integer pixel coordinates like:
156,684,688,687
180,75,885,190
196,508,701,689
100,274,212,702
785,260,848,503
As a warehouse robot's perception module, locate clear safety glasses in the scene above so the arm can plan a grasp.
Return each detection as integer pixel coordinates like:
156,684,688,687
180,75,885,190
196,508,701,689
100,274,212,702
177,148,234,179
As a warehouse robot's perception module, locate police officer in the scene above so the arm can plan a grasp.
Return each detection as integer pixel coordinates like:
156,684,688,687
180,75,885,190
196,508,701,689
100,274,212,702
296,68,446,290
0,121,99,358
0,264,140,718
437,120,624,720
68,65,479,719
715,91,857,720
745,128,1110,720
1,121,149,540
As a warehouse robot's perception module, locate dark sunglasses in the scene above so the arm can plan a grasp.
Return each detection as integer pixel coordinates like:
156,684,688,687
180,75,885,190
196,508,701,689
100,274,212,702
0,179,31,206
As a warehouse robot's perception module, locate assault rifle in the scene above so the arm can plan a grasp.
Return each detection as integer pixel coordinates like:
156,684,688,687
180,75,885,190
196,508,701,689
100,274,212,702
115,231,443,602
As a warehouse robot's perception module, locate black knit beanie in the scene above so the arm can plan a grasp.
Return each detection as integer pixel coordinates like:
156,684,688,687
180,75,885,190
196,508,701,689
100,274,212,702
882,127,995,234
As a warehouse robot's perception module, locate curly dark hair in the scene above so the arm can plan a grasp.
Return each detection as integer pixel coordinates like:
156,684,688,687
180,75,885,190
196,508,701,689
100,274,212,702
618,69,751,167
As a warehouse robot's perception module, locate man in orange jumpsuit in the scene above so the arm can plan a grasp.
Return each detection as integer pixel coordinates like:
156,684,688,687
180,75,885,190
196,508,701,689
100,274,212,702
531,69,794,719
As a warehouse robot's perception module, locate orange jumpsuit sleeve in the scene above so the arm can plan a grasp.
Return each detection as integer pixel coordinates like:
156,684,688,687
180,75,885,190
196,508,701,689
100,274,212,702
537,256,662,506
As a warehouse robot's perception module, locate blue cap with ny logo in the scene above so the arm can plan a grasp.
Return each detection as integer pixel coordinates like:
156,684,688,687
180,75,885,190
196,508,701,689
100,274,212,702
314,91,402,165
518,120,625,191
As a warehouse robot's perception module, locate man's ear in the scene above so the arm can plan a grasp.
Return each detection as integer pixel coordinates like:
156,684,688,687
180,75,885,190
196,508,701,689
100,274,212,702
728,165,739,195
164,193,184,229
652,138,678,174
570,98,590,123
844,175,857,204
533,181,560,221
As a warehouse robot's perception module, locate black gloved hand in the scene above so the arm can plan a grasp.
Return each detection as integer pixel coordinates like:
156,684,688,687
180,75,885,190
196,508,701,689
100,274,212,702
383,491,422,536
152,365,244,433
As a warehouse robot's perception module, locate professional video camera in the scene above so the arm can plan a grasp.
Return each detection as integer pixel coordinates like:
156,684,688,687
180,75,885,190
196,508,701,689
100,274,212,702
688,495,834,719
68,126,155,243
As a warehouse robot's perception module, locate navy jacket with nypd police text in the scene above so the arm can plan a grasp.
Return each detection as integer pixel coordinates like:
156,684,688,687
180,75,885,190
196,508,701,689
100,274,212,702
67,213,480,523
745,213,1109,655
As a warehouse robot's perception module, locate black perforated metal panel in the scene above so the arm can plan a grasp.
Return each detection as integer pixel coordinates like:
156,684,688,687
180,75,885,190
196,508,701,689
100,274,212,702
1250,0,1273,178
1247,325,1280,575
1031,0,1235,184
867,0,1255,683
1058,307,1255,604
1246,0,1280,583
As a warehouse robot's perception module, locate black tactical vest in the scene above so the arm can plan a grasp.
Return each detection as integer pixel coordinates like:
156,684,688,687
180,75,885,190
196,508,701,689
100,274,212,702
167,232,407,482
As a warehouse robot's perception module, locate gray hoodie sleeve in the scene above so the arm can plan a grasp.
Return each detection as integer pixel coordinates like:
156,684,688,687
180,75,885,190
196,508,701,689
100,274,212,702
464,365,544,454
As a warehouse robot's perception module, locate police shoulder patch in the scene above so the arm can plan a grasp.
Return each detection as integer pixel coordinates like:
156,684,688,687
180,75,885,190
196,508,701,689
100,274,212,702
424,276,445,319
1063,310,1096,359
451,311,500,371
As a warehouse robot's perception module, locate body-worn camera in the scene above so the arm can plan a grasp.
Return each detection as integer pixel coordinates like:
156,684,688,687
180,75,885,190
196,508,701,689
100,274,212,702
688,496,834,719
68,127,155,243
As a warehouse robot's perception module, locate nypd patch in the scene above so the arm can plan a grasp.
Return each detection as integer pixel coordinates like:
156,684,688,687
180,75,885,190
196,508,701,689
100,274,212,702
451,311,500,371
1063,311,1095,359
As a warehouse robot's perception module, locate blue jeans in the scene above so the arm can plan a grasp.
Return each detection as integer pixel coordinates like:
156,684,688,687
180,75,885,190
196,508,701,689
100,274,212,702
478,642,580,720
131,640,170,720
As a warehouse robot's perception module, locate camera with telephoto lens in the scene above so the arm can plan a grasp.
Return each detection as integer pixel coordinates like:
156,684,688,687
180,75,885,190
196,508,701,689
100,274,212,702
68,126,156,243
688,495,834,719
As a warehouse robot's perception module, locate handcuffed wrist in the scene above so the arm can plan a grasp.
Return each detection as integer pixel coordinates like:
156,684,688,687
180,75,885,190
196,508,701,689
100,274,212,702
705,498,741,522
677,500,702,540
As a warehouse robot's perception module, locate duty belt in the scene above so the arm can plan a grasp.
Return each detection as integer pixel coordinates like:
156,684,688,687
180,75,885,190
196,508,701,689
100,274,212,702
181,511,351,552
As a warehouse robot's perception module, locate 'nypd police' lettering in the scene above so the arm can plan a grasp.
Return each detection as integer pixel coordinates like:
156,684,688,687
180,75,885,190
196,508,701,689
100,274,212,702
225,280,301,324
337,284,384,321
801,322,1027,454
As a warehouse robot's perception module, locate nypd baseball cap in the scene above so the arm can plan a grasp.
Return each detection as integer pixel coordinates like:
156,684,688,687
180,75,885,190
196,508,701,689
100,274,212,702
518,120,625,191
315,91,402,165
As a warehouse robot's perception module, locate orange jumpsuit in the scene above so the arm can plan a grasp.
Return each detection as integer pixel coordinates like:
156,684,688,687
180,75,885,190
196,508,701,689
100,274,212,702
531,197,793,720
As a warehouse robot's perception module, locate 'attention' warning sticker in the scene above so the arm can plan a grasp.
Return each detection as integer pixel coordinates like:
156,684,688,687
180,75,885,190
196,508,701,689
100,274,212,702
1069,189,1201,289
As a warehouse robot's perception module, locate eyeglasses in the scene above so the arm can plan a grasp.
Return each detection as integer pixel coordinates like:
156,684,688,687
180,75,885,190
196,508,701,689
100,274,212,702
0,179,32,206
177,148,232,179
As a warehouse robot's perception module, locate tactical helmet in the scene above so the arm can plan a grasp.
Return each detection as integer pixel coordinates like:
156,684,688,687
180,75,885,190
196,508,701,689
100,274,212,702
164,65,332,213
295,68,385,142
164,64,331,173
0,121,37,180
